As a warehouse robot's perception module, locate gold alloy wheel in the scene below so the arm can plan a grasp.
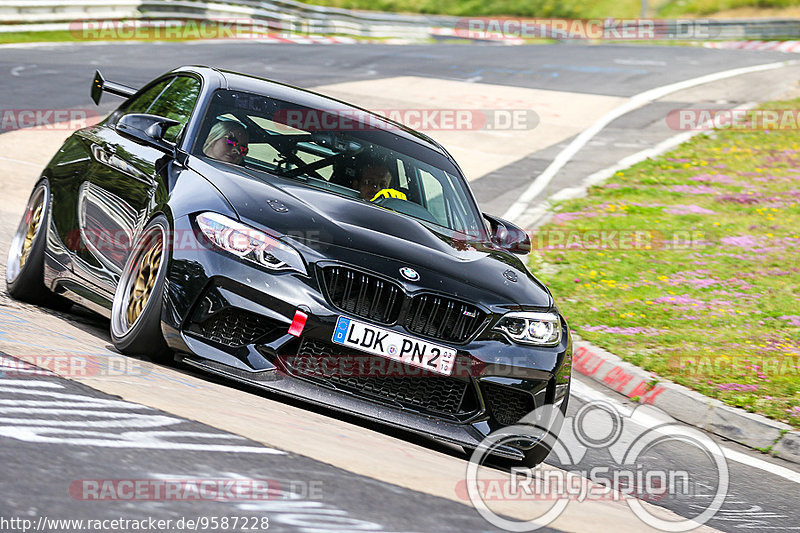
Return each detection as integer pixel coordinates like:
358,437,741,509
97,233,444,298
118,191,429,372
125,238,163,327
19,201,43,269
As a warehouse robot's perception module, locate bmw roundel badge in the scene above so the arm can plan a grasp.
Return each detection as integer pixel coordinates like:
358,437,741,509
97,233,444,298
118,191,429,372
399,267,420,281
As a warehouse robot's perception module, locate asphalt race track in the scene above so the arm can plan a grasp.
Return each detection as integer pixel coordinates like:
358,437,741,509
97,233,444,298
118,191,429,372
2,41,800,532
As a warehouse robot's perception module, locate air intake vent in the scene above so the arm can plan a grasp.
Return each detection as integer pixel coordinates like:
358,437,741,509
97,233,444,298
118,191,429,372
199,308,279,347
289,339,479,417
483,382,536,426
321,266,403,324
404,294,485,343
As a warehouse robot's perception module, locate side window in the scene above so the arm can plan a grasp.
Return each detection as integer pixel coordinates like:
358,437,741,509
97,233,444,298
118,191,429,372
396,159,408,188
146,76,201,142
123,80,171,116
418,169,446,225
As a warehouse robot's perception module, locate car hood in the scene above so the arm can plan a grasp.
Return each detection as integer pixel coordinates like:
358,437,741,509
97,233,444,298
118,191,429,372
192,159,552,307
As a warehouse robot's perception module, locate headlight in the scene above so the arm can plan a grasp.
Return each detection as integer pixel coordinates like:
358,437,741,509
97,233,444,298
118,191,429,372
196,212,306,274
493,312,561,346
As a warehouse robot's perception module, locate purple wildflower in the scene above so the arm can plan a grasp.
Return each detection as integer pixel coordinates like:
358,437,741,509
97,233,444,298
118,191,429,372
653,294,704,305
664,205,717,215
720,235,759,249
779,315,800,327
581,325,665,335
717,383,759,392
670,185,718,195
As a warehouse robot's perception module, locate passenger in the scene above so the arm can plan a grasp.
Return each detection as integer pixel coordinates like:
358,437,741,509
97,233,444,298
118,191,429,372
356,163,406,202
203,121,249,165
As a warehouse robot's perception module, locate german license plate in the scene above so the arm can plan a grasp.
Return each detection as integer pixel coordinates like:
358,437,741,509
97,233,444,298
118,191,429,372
331,316,456,376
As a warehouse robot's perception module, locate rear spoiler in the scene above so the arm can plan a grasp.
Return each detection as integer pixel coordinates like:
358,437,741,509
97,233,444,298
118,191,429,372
91,70,137,105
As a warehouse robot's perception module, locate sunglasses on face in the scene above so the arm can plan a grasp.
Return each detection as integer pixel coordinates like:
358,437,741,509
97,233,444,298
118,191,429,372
225,133,248,156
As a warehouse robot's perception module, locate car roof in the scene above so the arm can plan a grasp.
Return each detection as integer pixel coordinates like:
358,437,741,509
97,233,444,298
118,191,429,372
175,65,448,157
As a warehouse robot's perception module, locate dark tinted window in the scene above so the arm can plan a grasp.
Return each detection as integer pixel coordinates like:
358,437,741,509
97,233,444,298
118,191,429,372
146,76,201,142
124,79,170,115
195,89,483,234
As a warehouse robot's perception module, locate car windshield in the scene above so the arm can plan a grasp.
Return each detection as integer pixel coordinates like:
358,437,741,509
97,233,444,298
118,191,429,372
194,89,485,235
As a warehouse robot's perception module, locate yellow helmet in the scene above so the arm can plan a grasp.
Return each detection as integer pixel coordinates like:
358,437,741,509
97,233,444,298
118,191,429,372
371,188,407,201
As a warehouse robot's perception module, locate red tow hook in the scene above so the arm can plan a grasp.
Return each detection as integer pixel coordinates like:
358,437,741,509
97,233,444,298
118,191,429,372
288,310,308,337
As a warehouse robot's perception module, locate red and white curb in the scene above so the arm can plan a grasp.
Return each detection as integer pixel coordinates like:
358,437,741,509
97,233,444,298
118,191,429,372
430,27,525,45
705,40,800,52
572,336,800,464
185,34,359,44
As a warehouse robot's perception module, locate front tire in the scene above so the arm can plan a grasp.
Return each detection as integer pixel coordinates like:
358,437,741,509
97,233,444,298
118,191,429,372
6,180,71,310
465,386,571,468
110,215,171,362
521,385,570,467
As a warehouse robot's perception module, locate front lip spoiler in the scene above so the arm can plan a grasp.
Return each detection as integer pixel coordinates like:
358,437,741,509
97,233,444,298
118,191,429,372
179,354,526,461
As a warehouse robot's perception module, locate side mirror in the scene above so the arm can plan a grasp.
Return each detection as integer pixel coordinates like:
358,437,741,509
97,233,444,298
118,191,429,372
116,113,179,154
483,213,531,255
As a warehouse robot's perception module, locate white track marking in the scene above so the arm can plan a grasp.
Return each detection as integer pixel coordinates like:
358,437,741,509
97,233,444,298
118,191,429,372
0,155,41,166
518,101,757,227
0,379,285,454
10,65,34,77
503,60,796,221
0,380,61,388
721,448,800,485
571,379,800,485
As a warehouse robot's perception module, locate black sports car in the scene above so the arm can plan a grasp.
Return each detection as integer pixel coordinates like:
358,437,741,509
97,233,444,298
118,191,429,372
6,66,571,465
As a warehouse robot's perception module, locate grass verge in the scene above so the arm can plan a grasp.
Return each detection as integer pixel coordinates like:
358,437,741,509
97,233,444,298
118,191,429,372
659,0,800,17
305,0,645,18
305,0,800,18
530,99,800,428
0,28,381,45
0,31,81,44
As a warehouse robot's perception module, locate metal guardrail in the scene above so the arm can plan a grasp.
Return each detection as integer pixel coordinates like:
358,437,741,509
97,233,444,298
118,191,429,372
0,1,140,24
137,0,453,38
0,0,457,38
2,0,800,41
647,18,800,40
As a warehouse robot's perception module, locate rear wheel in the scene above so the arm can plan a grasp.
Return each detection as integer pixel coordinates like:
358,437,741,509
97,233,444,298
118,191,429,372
6,180,72,310
110,215,171,362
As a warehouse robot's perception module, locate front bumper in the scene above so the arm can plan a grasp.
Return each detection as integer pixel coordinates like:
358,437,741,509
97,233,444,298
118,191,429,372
162,215,573,459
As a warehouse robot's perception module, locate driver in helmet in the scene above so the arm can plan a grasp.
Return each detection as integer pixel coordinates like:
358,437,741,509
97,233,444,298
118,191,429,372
356,162,406,202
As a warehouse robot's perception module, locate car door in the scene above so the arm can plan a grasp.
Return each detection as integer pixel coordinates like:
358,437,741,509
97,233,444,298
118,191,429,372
73,74,201,297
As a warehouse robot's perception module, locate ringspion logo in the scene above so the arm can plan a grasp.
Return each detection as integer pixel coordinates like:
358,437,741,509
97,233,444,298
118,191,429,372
463,401,729,531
